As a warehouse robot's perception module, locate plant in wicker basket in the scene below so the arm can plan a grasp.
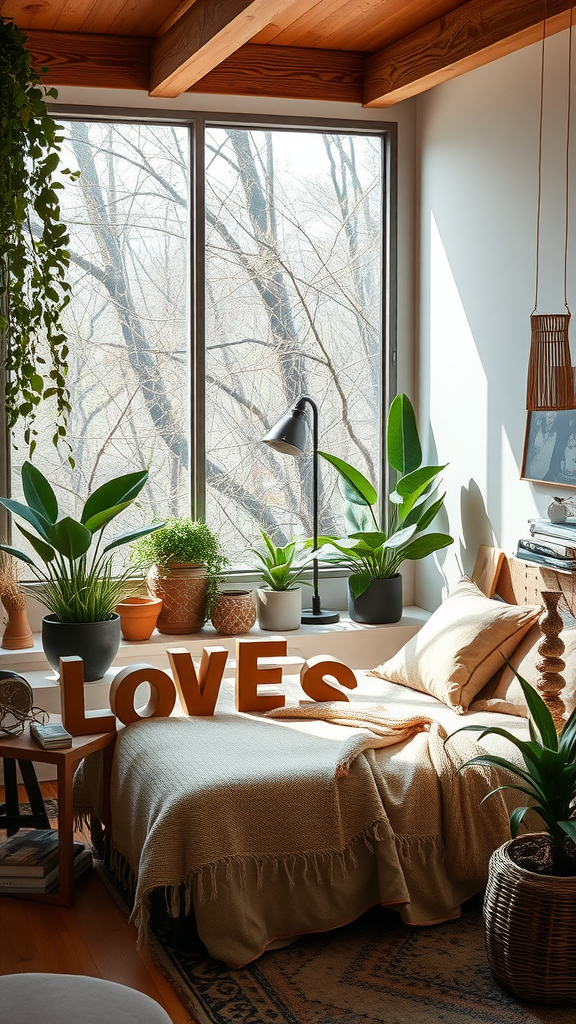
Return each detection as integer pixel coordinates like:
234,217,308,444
451,666,576,1004
132,518,228,635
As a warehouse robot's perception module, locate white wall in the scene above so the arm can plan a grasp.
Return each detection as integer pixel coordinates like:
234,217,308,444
416,33,576,609
50,85,419,604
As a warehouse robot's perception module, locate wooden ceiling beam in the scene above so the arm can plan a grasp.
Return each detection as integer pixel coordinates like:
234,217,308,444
24,30,364,104
364,0,576,108
192,44,364,101
149,0,306,98
25,30,152,91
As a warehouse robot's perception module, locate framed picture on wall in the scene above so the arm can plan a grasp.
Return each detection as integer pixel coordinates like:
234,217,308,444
521,409,576,487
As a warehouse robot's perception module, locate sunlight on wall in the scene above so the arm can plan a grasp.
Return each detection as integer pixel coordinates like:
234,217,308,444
501,424,540,552
429,212,488,585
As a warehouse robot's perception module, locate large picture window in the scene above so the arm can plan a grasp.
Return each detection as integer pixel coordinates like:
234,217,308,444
10,114,393,564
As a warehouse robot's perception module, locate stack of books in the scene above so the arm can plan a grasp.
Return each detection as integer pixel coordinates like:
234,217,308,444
517,518,576,572
0,829,91,894
30,721,73,749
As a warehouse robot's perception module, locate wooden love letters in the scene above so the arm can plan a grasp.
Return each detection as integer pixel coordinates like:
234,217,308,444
59,638,357,735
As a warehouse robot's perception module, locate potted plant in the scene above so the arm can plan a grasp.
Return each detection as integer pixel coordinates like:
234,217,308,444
248,530,311,631
0,462,163,679
314,393,453,624
132,517,228,635
451,668,576,1003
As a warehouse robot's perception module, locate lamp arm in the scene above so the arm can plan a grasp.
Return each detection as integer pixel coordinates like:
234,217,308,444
295,397,320,611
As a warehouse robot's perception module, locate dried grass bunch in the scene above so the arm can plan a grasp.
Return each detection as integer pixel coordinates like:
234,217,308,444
0,550,26,611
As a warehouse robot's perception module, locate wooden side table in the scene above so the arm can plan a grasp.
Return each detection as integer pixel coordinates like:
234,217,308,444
0,722,115,906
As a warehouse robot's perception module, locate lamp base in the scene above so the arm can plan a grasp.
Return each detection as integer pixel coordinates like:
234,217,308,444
301,608,340,625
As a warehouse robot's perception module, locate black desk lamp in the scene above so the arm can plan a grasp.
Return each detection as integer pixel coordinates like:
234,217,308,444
262,396,340,625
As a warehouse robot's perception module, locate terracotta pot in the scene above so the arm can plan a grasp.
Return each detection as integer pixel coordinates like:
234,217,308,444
257,588,302,631
211,590,256,635
147,562,208,634
115,595,163,641
1,598,34,650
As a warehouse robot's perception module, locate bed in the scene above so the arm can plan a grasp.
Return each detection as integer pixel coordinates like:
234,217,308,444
74,561,576,969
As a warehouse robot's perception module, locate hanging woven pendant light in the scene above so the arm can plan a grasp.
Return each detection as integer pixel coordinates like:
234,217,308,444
526,2,575,411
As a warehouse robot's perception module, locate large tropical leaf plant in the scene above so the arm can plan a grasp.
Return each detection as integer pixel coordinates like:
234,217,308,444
315,393,453,598
450,666,576,873
0,462,164,622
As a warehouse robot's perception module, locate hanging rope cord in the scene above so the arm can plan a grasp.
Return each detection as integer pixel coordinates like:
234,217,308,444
534,1,574,314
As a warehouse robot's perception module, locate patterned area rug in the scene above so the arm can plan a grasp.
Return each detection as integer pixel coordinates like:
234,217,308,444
132,890,574,1024
18,799,59,818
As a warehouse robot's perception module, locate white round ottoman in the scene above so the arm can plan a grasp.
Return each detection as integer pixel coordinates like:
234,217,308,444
0,973,173,1023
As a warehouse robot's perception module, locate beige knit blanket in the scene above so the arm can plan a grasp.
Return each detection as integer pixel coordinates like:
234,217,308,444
266,701,515,883
75,696,516,951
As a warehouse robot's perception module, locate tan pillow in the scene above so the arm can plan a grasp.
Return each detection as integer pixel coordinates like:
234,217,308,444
371,577,541,714
473,623,576,718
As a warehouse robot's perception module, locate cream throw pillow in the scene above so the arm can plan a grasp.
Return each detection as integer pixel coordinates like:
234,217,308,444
472,623,576,718
371,577,541,714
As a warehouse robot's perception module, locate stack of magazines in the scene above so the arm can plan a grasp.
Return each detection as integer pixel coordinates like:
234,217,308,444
517,518,576,571
0,829,91,894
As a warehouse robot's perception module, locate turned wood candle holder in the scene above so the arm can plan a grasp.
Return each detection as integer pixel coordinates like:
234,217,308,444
535,591,567,732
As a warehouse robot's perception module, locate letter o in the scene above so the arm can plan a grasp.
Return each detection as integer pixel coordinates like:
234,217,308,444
110,663,176,725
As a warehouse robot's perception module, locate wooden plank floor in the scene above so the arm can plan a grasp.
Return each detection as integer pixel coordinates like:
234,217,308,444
0,782,196,1024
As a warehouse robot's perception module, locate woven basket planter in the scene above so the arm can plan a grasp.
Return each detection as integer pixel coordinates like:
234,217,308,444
484,835,576,1004
210,590,256,635
147,563,208,634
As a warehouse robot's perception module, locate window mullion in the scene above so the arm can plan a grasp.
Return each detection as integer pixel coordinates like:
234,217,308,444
191,116,206,521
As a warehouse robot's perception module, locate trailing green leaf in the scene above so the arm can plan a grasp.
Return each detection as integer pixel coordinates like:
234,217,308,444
1,20,75,457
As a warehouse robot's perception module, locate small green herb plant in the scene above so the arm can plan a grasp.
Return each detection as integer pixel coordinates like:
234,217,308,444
0,462,163,622
314,393,453,598
131,516,228,612
1,20,78,457
451,666,576,872
248,530,312,591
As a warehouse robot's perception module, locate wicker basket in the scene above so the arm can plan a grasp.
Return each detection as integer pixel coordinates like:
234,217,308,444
147,562,207,634
484,835,576,1004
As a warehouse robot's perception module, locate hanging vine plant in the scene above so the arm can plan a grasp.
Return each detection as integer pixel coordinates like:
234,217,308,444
0,18,77,460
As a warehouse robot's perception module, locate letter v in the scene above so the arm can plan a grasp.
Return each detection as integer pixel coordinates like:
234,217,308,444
167,647,228,716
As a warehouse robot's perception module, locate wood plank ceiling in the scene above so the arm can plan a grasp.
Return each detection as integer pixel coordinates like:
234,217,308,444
1,0,575,106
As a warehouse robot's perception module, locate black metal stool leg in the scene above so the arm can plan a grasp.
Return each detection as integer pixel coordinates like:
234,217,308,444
19,760,51,830
0,757,51,835
1,758,22,836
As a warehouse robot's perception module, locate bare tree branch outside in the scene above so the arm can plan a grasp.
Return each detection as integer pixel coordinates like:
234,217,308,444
11,119,384,564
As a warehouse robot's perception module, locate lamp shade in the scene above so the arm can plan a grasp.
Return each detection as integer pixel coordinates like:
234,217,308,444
526,313,575,411
262,405,308,456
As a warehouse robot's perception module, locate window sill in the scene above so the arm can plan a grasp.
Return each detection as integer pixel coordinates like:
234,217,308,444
2,607,429,706
1,608,429,783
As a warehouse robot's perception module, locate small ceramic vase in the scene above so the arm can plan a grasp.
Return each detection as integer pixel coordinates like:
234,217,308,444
115,595,163,641
211,590,256,635
548,497,569,523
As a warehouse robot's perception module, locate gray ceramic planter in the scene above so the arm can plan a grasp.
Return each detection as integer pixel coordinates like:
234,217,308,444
348,574,402,624
42,614,121,681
